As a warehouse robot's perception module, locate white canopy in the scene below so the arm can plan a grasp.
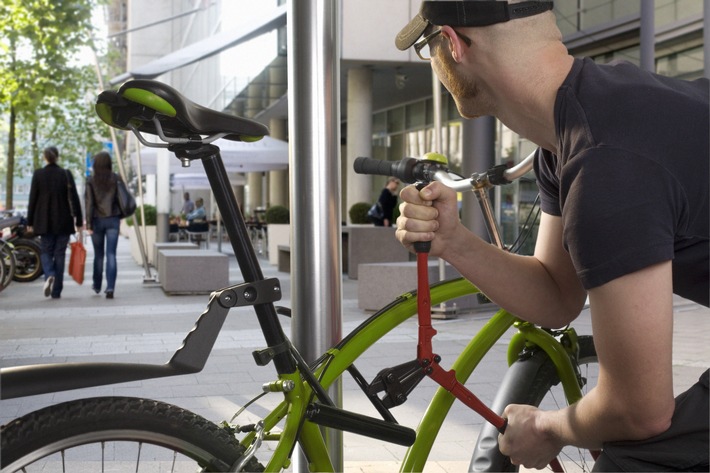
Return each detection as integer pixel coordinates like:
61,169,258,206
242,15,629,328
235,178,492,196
132,135,289,175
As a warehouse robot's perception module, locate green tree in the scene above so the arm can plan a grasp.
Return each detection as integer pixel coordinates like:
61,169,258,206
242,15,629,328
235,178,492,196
0,0,102,210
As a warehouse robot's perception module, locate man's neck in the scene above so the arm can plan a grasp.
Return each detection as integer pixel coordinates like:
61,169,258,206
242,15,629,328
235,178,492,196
489,50,574,154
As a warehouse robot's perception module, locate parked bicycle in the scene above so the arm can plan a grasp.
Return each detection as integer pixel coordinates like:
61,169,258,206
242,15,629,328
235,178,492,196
0,215,43,283
0,80,598,472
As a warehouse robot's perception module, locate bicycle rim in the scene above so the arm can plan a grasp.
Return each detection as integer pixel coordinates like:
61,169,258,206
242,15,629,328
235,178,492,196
470,336,598,472
10,239,42,282
1,397,264,472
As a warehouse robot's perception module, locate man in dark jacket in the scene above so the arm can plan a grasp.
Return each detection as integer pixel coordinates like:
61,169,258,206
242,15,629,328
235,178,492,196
27,146,83,299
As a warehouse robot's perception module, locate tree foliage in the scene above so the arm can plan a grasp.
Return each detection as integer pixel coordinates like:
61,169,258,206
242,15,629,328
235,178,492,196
1,0,107,210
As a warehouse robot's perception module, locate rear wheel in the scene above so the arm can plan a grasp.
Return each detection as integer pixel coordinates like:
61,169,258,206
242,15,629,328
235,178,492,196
1,397,266,472
0,241,16,291
10,238,42,282
470,336,598,472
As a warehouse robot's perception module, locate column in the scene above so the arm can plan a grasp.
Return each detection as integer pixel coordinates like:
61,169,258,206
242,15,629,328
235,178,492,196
346,66,373,223
461,116,496,241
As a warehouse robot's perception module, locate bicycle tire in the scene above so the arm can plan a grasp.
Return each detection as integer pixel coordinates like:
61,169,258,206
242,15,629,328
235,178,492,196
0,396,265,472
10,238,42,282
469,336,597,472
0,241,16,291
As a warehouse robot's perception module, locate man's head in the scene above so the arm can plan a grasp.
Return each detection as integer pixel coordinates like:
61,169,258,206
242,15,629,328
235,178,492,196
396,1,553,52
396,1,556,118
196,198,204,208
184,192,190,201
386,177,401,192
43,146,59,164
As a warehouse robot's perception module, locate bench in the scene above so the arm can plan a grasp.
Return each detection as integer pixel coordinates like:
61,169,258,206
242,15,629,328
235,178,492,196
154,242,199,272
277,245,291,272
345,227,410,279
158,249,229,295
357,261,488,314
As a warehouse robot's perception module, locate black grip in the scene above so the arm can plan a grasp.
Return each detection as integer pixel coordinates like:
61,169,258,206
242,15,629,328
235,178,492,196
353,157,398,177
354,157,429,184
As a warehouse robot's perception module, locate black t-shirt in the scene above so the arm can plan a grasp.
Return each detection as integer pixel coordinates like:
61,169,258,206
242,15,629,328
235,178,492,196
535,58,709,307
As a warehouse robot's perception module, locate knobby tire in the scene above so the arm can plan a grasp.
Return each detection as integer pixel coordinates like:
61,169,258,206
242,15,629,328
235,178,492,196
1,396,265,472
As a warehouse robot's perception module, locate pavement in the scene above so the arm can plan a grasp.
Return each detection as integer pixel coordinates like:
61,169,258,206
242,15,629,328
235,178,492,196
1,234,708,472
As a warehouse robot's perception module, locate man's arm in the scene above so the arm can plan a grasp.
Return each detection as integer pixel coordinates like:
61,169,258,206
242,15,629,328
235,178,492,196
397,183,586,327
499,260,676,468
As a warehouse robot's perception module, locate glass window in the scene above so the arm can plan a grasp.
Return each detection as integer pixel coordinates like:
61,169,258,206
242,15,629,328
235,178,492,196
560,0,639,34
592,45,641,67
555,1,580,37
405,101,426,130
387,108,405,133
373,111,387,135
656,0,703,28
656,45,705,79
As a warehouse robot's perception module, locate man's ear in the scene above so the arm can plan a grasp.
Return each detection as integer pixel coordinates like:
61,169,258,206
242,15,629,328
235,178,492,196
440,25,466,63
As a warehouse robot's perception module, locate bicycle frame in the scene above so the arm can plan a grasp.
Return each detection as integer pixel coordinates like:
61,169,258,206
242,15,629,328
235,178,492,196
1,133,588,471
225,268,585,472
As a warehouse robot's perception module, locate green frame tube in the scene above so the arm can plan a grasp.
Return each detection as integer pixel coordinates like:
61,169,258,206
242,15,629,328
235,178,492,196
244,278,587,471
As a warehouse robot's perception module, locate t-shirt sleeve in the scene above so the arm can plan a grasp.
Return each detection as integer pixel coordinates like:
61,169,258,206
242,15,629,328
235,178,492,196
533,148,562,217
559,148,683,290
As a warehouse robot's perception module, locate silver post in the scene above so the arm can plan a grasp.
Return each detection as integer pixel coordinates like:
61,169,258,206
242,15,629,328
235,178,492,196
288,0,343,471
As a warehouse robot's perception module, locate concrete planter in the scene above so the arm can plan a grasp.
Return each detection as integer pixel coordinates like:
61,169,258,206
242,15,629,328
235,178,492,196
267,224,290,266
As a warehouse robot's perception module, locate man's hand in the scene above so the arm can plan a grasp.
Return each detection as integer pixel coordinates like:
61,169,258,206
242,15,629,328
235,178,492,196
395,182,462,258
498,404,563,469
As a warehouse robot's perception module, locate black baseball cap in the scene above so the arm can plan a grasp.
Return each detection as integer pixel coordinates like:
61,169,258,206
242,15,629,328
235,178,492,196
395,1,554,50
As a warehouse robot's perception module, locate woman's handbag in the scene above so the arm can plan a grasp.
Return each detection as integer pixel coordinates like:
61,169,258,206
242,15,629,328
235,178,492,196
367,201,384,221
116,177,137,219
68,235,86,285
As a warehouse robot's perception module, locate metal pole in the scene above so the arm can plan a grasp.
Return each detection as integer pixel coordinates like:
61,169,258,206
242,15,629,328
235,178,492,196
288,1,343,471
640,0,655,72
705,0,710,78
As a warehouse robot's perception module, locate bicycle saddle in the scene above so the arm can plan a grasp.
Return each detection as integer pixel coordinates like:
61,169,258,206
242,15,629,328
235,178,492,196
96,79,269,142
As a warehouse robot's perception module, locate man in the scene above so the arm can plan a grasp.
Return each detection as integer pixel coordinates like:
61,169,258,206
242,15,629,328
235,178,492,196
27,146,84,299
186,197,206,223
181,192,195,216
394,1,708,470
374,177,401,227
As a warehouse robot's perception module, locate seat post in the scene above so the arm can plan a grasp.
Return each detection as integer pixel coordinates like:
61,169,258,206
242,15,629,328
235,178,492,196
171,143,297,375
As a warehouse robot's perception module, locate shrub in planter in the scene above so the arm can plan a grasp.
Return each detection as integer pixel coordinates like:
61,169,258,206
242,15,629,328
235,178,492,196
265,205,290,224
349,202,371,224
126,204,157,226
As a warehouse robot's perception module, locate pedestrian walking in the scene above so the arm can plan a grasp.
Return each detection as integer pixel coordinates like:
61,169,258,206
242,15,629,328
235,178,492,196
27,146,83,299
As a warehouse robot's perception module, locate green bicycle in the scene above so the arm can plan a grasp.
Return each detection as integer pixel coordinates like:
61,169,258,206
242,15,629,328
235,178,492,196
1,80,597,472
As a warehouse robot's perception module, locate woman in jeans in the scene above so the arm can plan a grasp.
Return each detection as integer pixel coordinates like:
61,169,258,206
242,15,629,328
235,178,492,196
85,151,122,299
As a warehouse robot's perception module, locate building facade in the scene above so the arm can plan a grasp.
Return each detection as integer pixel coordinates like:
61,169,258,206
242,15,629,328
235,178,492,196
112,0,706,249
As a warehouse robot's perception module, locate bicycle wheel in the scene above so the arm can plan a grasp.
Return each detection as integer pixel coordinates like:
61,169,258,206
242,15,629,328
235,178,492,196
470,336,598,472
0,241,16,292
1,396,265,472
10,238,42,282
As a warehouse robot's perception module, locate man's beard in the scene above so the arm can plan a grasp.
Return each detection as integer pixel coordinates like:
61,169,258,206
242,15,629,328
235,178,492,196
436,51,484,119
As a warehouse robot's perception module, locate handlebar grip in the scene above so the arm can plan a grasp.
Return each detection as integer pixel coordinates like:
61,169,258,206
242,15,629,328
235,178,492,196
354,157,423,184
353,157,398,177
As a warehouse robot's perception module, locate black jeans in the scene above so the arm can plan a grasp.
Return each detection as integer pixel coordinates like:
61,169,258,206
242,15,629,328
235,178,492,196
593,370,709,472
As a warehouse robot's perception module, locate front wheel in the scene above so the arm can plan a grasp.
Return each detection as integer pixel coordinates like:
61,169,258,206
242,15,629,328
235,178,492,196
1,397,265,472
470,336,598,472
10,238,42,282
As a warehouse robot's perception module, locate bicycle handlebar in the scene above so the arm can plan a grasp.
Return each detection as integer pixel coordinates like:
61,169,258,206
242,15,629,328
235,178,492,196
354,150,536,192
